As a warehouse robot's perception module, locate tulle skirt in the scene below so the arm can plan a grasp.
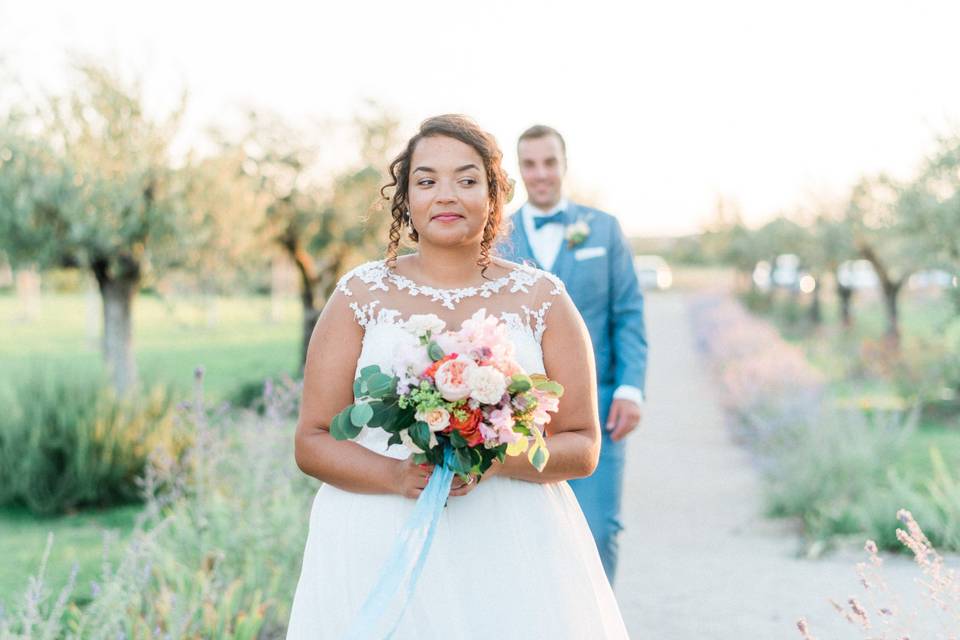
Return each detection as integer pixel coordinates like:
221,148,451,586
286,475,629,639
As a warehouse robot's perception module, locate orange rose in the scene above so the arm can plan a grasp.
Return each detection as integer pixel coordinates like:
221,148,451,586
444,406,484,447
423,353,458,380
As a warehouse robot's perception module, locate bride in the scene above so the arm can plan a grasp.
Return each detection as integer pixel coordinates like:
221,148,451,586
286,114,629,639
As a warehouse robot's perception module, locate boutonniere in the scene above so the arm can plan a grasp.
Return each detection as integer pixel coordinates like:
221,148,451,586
565,219,591,248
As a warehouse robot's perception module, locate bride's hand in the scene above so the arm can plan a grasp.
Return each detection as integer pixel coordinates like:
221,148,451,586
449,459,504,498
395,458,434,499
448,471,481,498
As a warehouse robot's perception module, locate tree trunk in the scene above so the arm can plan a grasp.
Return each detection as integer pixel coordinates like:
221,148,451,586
297,273,342,370
882,281,903,345
837,283,854,328
284,237,348,372
857,243,906,344
92,258,140,393
809,276,822,325
296,258,317,371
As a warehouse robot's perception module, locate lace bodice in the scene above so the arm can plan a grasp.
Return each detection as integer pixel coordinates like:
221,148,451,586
334,259,566,459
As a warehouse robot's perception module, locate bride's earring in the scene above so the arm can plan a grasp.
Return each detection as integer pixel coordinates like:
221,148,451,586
404,210,416,234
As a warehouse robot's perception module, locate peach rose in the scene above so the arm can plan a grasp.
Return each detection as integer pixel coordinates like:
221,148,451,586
433,357,477,402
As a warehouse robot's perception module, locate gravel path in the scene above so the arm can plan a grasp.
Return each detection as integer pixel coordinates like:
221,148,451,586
614,291,954,639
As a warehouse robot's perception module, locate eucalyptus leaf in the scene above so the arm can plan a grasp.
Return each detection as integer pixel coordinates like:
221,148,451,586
329,412,345,440
330,407,362,440
427,341,445,362
533,380,564,398
508,374,532,393
350,403,374,427
360,364,382,378
531,447,547,472
367,373,396,398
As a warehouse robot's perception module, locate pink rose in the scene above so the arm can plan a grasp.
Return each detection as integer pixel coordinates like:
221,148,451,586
434,357,477,402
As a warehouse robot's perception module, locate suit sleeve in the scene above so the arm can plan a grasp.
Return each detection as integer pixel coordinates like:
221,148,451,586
608,216,648,393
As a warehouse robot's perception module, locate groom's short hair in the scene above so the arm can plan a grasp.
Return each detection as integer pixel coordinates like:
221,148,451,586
518,124,566,157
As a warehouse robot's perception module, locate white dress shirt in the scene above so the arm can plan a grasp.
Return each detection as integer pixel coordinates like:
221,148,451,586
521,198,569,272
520,200,644,407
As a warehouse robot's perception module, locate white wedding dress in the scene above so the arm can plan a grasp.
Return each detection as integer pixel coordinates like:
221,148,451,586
286,259,629,639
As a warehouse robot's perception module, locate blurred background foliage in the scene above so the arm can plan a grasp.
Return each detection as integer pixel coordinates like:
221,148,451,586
0,57,958,632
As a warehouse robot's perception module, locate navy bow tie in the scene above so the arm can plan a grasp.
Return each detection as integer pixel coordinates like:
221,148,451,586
533,211,565,230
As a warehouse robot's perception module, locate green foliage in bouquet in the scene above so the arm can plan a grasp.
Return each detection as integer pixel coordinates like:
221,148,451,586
330,365,413,442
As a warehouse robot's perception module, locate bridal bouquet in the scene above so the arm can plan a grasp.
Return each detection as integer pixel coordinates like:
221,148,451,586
329,310,562,478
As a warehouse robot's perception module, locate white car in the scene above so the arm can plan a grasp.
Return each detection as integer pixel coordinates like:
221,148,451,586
753,255,816,293
837,260,879,290
633,255,673,290
908,269,957,290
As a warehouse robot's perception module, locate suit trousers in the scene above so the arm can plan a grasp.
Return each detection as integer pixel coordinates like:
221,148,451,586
568,385,625,584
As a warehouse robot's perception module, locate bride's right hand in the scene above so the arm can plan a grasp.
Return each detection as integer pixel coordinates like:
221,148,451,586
395,458,434,499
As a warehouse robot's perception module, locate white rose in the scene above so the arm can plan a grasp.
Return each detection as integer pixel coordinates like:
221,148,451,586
393,337,432,378
399,428,438,454
434,330,468,357
403,314,446,338
415,407,451,432
434,357,477,402
465,365,508,405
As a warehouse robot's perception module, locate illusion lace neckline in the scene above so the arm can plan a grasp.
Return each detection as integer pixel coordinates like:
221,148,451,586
385,263,523,295
336,259,564,311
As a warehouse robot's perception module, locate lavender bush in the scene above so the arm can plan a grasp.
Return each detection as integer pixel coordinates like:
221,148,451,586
690,294,959,552
797,510,959,639
0,370,317,638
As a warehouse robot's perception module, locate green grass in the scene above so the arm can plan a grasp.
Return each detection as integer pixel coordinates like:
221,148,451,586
899,423,960,482
0,292,304,401
0,504,142,609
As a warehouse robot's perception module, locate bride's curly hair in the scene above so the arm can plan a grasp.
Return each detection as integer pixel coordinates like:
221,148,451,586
380,114,513,276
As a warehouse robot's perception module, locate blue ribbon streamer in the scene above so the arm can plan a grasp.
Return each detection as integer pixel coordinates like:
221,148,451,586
343,447,456,640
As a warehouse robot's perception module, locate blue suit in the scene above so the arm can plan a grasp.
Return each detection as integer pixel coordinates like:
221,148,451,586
498,202,648,583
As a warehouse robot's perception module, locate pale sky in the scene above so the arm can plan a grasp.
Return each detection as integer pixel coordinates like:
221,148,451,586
2,0,959,237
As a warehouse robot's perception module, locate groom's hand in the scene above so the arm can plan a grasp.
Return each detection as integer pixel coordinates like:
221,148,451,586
606,399,642,442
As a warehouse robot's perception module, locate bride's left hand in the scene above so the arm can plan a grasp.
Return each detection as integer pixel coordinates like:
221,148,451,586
448,471,482,497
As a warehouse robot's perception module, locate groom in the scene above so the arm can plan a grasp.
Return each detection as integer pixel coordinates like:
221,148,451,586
499,125,648,583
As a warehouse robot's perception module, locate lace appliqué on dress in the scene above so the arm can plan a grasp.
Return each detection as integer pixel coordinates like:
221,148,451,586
349,301,402,329
522,302,553,343
335,260,564,311
492,302,553,343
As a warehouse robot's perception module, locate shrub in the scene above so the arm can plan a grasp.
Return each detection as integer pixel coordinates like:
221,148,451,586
0,371,189,516
691,293,959,552
226,373,299,413
0,375,316,638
